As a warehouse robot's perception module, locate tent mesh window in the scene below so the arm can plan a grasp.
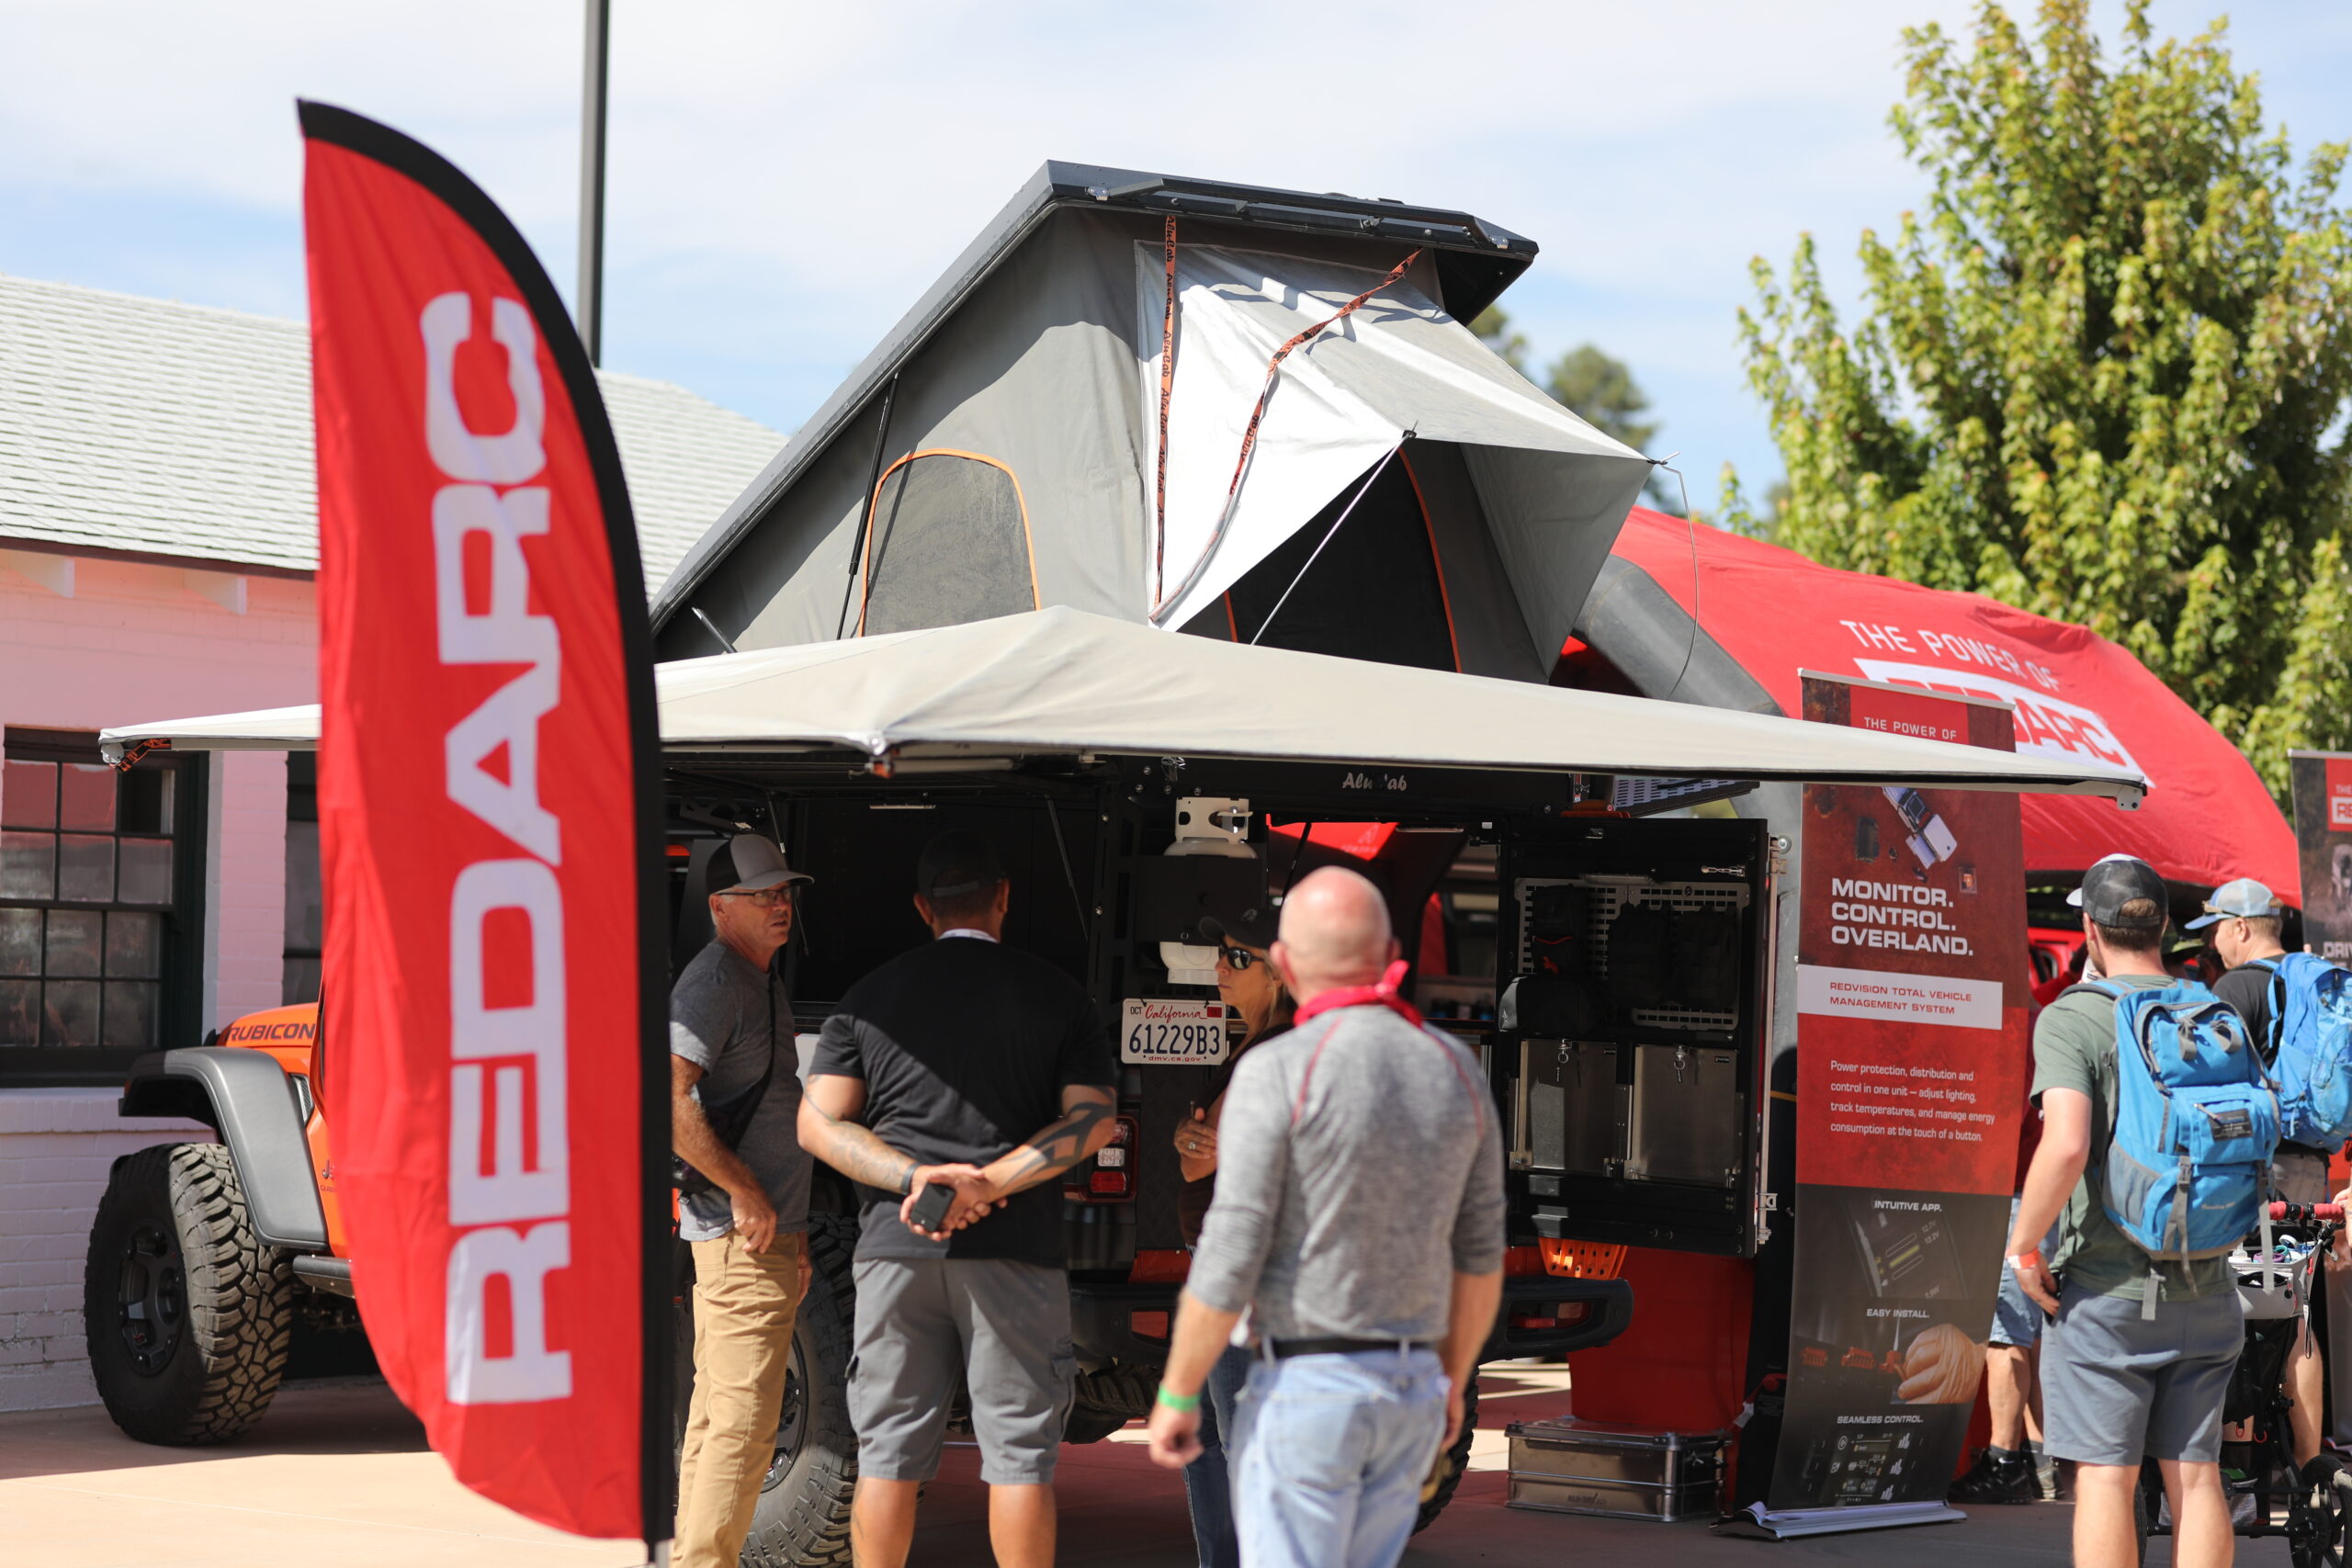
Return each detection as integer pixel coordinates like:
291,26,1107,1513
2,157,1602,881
861,452,1035,636
1,729,205,1085
1222,455,1457,672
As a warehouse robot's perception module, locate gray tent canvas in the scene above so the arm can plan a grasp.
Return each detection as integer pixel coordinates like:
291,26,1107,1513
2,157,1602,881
651,164,1652,680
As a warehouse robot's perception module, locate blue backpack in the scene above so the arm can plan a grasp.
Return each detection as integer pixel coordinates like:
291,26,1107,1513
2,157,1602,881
2246,953,2352,1149
2073,979,2279,1265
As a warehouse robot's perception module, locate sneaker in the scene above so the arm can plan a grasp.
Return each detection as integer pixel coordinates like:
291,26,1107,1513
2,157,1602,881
1951,1446,2039,1505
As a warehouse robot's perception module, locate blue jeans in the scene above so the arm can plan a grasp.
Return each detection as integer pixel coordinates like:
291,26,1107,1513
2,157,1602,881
1181,1344,1253,1568
1229,1348,1447,1568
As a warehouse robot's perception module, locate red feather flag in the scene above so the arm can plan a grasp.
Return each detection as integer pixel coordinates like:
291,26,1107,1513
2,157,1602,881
301,101,668,1547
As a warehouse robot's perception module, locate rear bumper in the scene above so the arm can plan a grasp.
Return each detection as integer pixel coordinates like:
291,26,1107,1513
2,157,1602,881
1070,1280,1180,1364
1484,1274,1633,1360
1067,1272,1633,1368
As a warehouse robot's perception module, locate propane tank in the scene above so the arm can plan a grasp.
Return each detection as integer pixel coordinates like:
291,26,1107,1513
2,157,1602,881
1160,795,1254,986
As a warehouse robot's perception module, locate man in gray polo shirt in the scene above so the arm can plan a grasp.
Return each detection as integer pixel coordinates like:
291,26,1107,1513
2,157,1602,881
1145,866,1505,1568
672,834,816,1568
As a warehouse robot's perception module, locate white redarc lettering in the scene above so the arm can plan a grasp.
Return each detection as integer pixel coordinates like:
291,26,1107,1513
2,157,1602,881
422,292,571,1406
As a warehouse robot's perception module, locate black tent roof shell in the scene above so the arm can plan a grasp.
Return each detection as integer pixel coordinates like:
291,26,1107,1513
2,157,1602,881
650,162,1543,646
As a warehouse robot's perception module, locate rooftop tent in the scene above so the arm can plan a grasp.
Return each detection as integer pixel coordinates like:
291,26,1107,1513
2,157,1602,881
649,164,1652,681
102,606,2144,806
1569,508,2295,896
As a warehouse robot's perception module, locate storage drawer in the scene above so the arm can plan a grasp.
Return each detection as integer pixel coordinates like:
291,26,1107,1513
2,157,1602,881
1523,1040,1618,1175
1506,1418,1724,1522
1624,1044,1741,1187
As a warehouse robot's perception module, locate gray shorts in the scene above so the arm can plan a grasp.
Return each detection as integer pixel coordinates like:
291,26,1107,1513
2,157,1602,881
2042,1282,2244,1466
849,1257,1074,1486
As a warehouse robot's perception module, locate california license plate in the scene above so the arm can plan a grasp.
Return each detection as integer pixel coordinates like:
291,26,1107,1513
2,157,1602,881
1121,998,1228,1066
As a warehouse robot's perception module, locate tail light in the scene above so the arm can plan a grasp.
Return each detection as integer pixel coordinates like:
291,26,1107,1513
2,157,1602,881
1508,1300,1593,1332
1067,1113,1140,1202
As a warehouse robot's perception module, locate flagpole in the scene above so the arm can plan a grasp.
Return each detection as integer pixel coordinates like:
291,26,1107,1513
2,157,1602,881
577,0,609,367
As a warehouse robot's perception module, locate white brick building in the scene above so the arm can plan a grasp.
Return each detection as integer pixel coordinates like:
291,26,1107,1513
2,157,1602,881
0,274,780,1409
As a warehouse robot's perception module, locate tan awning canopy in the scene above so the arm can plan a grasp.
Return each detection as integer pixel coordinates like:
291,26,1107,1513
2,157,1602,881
100,606,2146,803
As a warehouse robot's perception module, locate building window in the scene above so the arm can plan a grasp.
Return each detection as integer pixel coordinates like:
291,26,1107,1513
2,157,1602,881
284,751,320,1005
0,730,203,1085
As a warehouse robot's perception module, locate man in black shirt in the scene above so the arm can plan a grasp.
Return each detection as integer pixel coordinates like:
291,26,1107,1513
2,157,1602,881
2196,875,2327,1466
797,830,1116,1568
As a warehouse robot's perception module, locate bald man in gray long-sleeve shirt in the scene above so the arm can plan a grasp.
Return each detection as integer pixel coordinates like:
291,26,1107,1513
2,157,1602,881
1147,867,1505,1568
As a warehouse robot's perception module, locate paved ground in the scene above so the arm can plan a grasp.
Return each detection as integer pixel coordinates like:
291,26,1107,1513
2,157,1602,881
0,1364,2269,1566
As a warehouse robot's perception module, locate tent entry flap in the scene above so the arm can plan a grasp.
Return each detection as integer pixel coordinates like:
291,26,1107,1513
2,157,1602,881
1143,242,1646,633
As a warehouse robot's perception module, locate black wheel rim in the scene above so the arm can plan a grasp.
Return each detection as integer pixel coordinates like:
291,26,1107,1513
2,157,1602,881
2290,1467,2352,1568
114,1222,186,1376
761,1336,809,1493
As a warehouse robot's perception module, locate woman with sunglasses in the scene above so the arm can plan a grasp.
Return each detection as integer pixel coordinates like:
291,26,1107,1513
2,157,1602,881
1173,908,1294,1568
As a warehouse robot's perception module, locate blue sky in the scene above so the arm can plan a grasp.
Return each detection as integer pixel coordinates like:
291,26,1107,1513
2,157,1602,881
6,1,2349,512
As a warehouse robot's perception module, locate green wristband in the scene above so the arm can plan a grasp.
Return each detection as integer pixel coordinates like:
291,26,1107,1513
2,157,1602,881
1155,1385,1201,1413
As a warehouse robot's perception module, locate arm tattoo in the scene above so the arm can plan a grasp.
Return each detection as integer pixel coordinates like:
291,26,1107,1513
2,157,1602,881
994,1100,1114,1192
803,1095,918,1194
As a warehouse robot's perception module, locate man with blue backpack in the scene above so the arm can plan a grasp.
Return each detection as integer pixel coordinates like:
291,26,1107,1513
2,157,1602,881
2009,855,2276,1568
2197,876,2352,1470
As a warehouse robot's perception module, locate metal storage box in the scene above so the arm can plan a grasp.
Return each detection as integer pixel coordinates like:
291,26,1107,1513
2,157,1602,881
1506,1418,1725,1521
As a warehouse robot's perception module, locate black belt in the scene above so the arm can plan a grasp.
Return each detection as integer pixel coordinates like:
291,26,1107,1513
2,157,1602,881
1269,1336,1434,1359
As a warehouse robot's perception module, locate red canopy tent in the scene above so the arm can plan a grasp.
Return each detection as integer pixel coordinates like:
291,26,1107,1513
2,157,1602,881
1575,508,2296,900
1566,513,2298,1447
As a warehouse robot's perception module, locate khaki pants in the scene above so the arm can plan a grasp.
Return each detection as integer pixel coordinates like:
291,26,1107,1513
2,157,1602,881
675,1231,804,1568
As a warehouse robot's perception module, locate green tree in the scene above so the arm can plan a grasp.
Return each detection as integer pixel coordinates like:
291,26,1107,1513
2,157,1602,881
1725,0,2352,797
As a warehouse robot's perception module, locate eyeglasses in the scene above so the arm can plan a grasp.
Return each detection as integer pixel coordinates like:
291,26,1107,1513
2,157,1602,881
1218,945,1265,971
718,886,796,908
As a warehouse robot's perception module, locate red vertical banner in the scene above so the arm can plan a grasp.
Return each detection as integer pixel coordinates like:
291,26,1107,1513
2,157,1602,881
300,103,668,1545
1760,673,2029,1525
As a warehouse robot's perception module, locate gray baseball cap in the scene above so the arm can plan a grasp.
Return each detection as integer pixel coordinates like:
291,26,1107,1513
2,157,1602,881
706,834,813,898
2069,854,2167,930
2185,877,2283,931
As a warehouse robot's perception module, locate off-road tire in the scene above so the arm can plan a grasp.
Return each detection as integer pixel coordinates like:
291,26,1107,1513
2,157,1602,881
673,1213,860,1568
1413,1371,1479,1533
84,1142,293,1445
1066,1361,1159,1444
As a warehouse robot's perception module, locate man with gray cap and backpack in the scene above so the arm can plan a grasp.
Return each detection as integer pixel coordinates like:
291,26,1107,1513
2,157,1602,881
2008,853,2275,1568
672,833,817,1568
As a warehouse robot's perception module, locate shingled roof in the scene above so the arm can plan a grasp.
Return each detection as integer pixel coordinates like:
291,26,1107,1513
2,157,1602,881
0,273,781,592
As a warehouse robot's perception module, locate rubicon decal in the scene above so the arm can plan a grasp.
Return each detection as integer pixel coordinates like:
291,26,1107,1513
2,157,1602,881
300,103,666,1545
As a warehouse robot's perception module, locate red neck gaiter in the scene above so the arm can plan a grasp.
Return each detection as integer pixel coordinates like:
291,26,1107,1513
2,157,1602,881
1293,959,1423,1029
